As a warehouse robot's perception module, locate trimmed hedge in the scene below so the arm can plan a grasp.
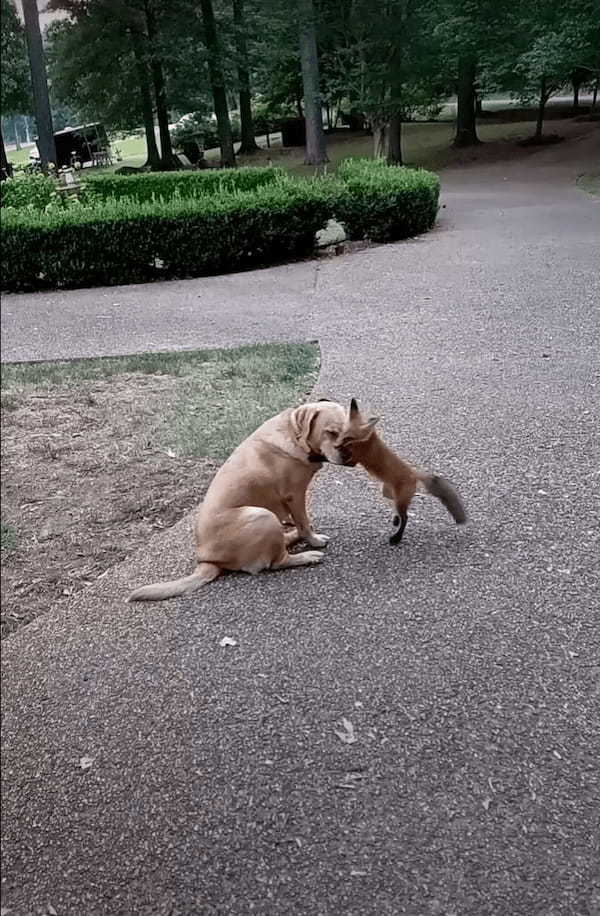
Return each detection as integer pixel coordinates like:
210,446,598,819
82,167,283,204
1,161,440,292
0,174,57,212
333,159,440,243
1,179,333,291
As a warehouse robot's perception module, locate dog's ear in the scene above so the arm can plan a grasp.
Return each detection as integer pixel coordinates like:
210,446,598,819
290,404,319,452
365,416,380,430
349,398,360,418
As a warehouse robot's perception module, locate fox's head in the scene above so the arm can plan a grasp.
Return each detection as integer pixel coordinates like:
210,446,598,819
322,398,380,465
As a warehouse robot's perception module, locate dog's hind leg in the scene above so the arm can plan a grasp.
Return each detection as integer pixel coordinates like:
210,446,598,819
272,550,324,569
284,527,301,547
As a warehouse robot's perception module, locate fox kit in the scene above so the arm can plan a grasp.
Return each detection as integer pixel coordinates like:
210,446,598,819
327,399,466,544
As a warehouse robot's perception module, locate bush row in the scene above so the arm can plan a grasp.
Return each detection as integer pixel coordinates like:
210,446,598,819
1,164,440,292
1,179,333,291
0,174,57,211
335,158,440,242
81,167,283,205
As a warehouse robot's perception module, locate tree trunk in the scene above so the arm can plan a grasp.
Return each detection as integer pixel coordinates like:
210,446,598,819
535,75,547,140
572,78,580,112
592,78,599,112
387,115,402,164
296,97,303,118
233,0,258,154
130,30,161,170
23,116,31,143
22,0,56,170
12,118,21,150
1,127,13,180
475,94,483,115
144,0,177,170
200,0,236,167
454,53,480,147
298,0,328,165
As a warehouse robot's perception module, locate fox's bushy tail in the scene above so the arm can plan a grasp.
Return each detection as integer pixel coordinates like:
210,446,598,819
422,474,467,525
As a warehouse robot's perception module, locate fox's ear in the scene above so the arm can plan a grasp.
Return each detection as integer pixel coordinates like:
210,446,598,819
349,398,359,417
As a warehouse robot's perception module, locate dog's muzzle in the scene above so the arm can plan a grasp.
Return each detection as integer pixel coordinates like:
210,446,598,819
308,452,328,463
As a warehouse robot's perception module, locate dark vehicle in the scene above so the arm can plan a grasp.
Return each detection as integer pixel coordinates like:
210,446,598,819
30,123,112,168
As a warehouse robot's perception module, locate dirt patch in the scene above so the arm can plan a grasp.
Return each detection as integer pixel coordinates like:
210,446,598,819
1,373,217,638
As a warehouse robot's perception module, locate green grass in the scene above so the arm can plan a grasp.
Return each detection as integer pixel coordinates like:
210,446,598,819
1,342,320,461
576,173,600,197
6,116,555,175
1,522,17,552
5,146,31,166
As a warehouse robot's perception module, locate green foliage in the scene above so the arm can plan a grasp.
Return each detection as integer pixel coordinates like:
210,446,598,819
0,174,57,211
1,161,440,291
334,158,440,242
81,167,283,204
0,0,31,115
0,177,333,290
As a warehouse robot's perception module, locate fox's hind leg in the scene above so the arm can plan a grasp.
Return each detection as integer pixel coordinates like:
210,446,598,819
389,509,408,545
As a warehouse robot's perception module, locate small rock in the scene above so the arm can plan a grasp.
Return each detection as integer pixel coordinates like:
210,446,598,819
219,636,237,648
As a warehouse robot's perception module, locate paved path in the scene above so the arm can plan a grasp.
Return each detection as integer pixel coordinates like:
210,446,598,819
2,131,600,916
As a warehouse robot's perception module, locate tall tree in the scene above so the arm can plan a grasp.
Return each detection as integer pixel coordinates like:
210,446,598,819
21,0,56,169
1,0,32,177
130,29,161,169
143,0,177,168
486,0,599,141
454,53,480,146
297,0,327,165
232,0,258,153
47,0,169,170
199,0,236,166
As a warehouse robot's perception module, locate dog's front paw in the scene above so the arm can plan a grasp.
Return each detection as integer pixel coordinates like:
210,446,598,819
307,533,329,548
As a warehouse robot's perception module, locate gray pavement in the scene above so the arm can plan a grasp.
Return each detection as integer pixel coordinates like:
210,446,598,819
2,130,600,916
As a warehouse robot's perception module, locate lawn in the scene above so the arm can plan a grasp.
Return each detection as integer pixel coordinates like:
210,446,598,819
7,116,569,176
0,341,319,637
576,172,600,197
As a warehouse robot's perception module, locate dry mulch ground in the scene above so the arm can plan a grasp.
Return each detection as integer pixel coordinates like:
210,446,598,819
1,373,217,638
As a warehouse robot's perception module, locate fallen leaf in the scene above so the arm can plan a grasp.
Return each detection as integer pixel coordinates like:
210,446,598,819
48,906,58,916
79,756,94,770
334,717,357,745
482,796,492,811
219,636,237,648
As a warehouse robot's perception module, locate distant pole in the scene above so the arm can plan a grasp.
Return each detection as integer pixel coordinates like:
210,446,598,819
21,0,56,170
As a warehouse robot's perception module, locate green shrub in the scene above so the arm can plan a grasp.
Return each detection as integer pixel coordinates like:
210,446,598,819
333,158,440,242
1,160,440,292
1,178,333,291
82,167,282,205
0,174,57,212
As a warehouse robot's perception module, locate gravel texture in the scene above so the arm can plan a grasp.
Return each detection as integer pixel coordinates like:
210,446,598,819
2,130,600,916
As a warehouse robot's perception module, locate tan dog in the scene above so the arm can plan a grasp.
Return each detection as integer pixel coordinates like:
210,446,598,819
128,400,348,601
321,398,466,545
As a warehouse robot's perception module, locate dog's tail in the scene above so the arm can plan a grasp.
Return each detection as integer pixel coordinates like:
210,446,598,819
127,562,221,602
421,474,467,525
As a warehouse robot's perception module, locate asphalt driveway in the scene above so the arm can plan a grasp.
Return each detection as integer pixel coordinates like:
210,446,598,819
1,130,599,916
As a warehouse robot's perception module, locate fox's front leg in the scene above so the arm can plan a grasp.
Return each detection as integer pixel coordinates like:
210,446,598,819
284,493,329,548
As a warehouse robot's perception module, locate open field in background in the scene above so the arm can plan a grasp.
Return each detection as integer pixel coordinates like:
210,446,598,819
6,95,595,175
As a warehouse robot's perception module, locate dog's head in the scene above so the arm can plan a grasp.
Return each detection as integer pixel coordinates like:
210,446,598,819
291,398,379,466
290,399,349,465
